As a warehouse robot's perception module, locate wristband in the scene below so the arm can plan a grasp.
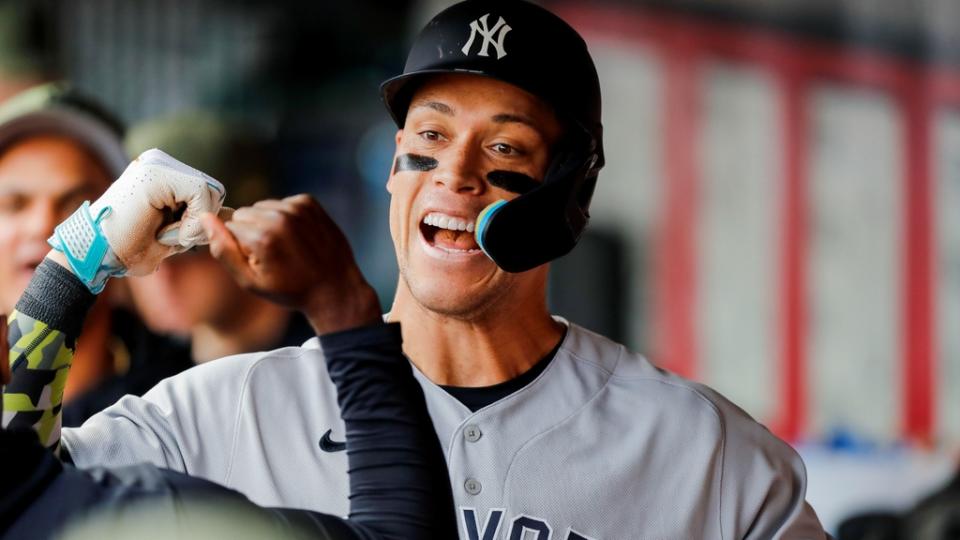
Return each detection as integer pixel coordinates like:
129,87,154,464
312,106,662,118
47,201,125,293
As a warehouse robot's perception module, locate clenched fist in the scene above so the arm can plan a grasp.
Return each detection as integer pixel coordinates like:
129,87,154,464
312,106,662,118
200,195,381,335
48,149,227,292
91,148,226,271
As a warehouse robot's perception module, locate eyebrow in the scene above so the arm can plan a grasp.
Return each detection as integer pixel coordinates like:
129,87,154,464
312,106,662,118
409,102,537,129
68,182,102,199
0,182,98,200
492,113,537,129
411,100,454,115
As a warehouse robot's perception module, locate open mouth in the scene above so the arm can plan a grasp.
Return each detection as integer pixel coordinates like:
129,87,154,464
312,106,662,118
419,212,482,254
20,260,41,275
11,261,41,288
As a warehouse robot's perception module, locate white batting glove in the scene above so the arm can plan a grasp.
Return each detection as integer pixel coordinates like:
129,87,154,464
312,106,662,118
48,148,226,292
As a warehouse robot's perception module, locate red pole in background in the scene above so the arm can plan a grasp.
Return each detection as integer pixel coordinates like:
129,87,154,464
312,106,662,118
900,71,936,445
775,70,809,442
656,40,700,380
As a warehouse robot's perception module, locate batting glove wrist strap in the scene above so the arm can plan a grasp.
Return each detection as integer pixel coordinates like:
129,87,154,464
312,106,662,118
48,201,126,294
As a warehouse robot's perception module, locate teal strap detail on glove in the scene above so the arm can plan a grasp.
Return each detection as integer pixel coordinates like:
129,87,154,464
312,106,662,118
47,201,125,294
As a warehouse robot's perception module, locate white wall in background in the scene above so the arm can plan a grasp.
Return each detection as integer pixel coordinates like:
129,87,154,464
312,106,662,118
698,61,781,425
807,84,902,441
586,41,664,351
936,109,960,445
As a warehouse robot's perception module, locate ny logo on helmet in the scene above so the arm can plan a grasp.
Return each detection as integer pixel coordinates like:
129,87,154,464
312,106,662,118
462,14,512,59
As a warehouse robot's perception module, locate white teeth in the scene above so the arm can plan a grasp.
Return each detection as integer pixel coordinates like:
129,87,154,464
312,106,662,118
423,212,475,233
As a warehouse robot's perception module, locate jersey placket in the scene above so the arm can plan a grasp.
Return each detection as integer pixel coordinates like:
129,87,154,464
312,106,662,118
413,330,616,540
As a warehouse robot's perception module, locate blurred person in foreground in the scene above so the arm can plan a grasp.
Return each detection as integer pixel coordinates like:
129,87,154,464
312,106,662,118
0,83,188,426
4,1,829,538
123,112,313,364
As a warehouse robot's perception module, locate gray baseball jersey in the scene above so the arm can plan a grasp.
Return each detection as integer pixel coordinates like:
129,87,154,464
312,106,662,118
62,319,827,539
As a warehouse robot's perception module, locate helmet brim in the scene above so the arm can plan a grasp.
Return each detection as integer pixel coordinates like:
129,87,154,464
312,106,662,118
0,108,128,177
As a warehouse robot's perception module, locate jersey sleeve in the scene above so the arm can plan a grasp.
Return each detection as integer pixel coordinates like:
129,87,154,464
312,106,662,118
61,348,254,479
3,260,97,452
707,388,828,539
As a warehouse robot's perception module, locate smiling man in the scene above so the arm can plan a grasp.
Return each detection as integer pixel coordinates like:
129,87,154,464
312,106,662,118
385,74,567,390
5,1,828,538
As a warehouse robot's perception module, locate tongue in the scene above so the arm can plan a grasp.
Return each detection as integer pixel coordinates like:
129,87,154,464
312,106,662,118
434,228,479,250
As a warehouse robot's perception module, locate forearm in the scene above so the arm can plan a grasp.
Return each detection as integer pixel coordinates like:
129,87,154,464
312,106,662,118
321,323,458,540
3,258,97,450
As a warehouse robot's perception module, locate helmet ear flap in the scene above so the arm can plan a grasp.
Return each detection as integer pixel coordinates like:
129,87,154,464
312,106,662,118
551,129,600,221
576,174,598,218
475,139,599,273
475,178,578,273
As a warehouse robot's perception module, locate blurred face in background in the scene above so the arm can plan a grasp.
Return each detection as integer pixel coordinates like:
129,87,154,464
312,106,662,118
0,135,112,313
127,249,248,335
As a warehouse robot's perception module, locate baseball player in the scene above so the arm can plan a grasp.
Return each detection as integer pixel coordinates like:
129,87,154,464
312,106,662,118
5,1,830,538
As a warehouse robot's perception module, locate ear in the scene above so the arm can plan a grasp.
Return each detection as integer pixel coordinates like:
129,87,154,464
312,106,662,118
386,130,404,194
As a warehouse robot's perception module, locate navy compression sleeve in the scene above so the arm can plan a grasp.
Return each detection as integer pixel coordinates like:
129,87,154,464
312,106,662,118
319,323,458,540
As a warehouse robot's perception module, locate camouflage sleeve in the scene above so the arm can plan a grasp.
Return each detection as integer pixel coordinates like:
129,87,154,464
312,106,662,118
3,259,97,451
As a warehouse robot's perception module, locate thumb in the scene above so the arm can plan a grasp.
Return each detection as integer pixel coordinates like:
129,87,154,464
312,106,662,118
199,207,237,243
201,212,254,286
160,206,235,247
177,182,220,248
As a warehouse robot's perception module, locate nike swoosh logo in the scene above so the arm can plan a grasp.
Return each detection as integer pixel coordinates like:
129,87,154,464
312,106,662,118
319,429,346,452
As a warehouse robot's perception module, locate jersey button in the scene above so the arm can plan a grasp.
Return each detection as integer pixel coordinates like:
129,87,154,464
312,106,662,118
464,424,482,442
464,477,482,495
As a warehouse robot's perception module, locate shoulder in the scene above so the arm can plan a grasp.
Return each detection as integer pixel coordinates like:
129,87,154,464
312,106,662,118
562,321,805,473
61,339,332,474
561,321,721,415
562,322,817,532
147,338,327,400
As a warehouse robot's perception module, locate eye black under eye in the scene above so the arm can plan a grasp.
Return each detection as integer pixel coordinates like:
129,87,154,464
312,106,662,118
394,154,439,174
487,170,539,194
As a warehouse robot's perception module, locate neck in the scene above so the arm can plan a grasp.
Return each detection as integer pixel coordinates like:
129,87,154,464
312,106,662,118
191,298,291,363
389,279,564,387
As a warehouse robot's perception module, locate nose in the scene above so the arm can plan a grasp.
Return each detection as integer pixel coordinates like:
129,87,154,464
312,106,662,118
432,141,485,195
22,200,61,241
